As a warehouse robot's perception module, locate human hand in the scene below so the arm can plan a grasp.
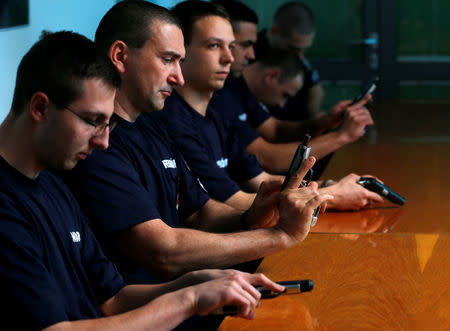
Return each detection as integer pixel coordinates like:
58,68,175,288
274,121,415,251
191,272,285,319
184,269,250,286
274,156,334,245
321,173,384,210
328,94,372,132
246,179,283,229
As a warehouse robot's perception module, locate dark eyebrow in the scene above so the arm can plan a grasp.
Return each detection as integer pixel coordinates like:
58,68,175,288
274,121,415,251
202,37,236,45
239,40,255,46
161,50,183,59
77,110,110,121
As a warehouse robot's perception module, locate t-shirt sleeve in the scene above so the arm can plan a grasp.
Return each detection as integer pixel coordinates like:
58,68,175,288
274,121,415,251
68,147,162,236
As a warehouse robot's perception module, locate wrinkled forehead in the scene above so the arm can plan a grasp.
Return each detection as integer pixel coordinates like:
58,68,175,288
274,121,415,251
146,20,185,55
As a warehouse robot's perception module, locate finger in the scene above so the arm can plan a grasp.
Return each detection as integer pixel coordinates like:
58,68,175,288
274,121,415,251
251,273,285,293
284,156,316,191
349,93,372,109
234,287,258,318
321,201,328,213
360,174,384,184
366,191,385,203
352,112,374,126
334,100,352,109
308,181,319,193
307,194,334,210
241,283,262,305
257,179,284,196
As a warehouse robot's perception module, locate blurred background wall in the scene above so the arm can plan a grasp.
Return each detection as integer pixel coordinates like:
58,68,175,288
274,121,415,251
1,0,450,120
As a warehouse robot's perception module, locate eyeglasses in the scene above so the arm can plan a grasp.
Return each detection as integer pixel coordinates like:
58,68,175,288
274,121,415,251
63,106,116,137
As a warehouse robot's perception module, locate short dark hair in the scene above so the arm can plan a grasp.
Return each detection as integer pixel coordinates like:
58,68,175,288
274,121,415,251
254,47,303,82
11,30,121,116
171,0,230,45
95,0,180,54
211,0,258,32
273,2,315,37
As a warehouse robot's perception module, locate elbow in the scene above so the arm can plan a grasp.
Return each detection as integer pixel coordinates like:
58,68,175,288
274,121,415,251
258,157,283,174
146,245,186,280
254,150,287,174
120,223,186,280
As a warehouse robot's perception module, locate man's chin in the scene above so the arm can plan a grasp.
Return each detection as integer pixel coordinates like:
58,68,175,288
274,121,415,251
212,81,226,91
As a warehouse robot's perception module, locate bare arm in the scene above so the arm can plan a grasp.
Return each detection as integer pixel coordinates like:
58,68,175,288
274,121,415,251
43,272,284,331
255,93,372,144
246,134,349,174
241,171,283,192
114,158,332,280
116,218,291,280
307,83,325,116
185,198,246,231
224,191,256,211
246,137,300,174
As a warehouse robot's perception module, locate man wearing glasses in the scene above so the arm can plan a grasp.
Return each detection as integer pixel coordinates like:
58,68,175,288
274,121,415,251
0,30,290,330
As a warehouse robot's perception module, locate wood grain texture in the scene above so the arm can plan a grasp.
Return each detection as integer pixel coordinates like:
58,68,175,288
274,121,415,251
219,234,450,330
219,101,450,330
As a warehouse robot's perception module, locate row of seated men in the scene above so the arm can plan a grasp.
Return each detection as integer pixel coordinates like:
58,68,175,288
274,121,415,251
0,1,384,330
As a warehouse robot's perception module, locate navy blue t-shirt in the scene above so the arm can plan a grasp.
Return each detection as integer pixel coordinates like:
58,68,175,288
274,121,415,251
0,156,125,330
255,29,321,121
66,113,210,284
155,91,263,203
212,76,271,147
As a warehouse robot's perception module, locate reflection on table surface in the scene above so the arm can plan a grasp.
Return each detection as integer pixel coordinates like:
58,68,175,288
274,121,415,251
317,143,450,234
220,102,450,330
311,206,404,234
218,233,450,330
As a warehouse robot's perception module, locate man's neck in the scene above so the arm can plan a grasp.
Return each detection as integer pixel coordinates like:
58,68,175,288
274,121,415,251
242,68,262,103
0,114,43,179
114,90,141,122
175,84,213,117
265,28,275,48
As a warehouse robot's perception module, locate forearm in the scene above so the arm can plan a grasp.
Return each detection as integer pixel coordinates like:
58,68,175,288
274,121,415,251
167,227,288,273
257,117,315,143
307,84,325,116
247,138,300,174
270,119,322,143
224,191,256,212
139,223,288,278
241,172,282,192
309,131,350,160
44,288,194,331
187,198,247,232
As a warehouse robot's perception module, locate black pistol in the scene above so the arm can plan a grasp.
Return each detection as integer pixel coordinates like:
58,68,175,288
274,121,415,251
357,177,406,205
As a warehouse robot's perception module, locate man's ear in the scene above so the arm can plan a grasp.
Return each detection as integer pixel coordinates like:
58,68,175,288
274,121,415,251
29,92,51,123
270,24,279,38
109,40,128,74
263,68,281,87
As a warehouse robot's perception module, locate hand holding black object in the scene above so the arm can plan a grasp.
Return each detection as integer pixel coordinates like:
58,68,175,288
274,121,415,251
357,177,405,205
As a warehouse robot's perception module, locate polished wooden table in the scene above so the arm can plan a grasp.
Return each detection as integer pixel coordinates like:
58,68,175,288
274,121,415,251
219,101,450,330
